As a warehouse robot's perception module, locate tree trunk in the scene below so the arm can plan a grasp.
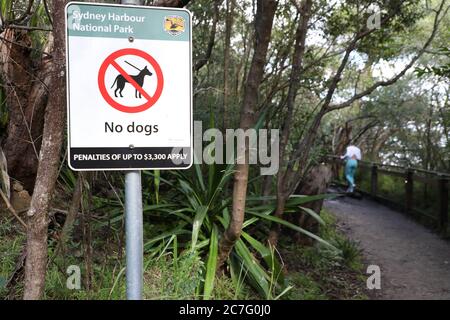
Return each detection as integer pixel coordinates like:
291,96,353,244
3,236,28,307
217,0,278,268
292,164,332,245
0,29,52,192
23,0,67,300
51,173,83,263
81,174,93,290
194,0,221,72
268,0,312,246
223,0,235,128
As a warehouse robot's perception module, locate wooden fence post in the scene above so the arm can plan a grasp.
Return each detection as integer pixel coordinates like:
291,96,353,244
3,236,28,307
438,177,448,234
405,169,413,214
371,164,378,198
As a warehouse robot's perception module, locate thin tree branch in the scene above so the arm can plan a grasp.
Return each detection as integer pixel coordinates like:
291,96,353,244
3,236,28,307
327,0,448,112
6,24,52,32
43,0,53,25
194,0,222,72
0,35,52,57
0,189,28,228
8,0,35,24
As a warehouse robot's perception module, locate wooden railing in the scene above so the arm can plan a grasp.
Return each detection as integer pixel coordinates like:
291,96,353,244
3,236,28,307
327,156,450,236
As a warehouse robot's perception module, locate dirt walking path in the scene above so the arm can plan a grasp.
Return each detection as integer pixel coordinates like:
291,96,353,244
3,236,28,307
324,196,450,300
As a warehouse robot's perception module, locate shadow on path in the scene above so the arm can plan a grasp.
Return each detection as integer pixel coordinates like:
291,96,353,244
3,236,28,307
325,196,450,300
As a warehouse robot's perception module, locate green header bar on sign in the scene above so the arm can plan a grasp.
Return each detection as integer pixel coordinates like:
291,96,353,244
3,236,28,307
66,2,190,42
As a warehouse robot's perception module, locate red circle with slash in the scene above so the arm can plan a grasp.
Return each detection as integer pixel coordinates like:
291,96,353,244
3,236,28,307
98,48,164,113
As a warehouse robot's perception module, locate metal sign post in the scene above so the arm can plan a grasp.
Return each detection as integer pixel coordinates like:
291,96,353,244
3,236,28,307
65,0,192,300
125,170,143,299
122,0,143,301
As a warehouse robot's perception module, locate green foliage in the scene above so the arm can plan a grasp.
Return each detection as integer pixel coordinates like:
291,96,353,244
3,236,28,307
285,273,327,300
144,249,256,300
331,237,363,270
319,210,363,270
325,0,424,60
283,210,367,300
2,0,444,301
144,250,204,299
203,225,218,300
140,159,336,299
377,174,405,202
416,46,450,79
0,0,14,21
36,242,251,300
0,217,25,299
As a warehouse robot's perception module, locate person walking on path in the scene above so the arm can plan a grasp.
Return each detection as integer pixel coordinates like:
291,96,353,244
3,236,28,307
340,145,361,193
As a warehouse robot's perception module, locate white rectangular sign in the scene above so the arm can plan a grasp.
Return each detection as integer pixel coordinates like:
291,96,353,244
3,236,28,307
65,2,192,170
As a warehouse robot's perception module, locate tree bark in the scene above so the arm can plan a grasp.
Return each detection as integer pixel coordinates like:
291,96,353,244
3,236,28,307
293,164,332,245
51,173,83,262
217,0,278,268
194,0,221,72
268,0,312,246
222,0,235,128
81,174,93,290
23,0,67,300
0,29,52,192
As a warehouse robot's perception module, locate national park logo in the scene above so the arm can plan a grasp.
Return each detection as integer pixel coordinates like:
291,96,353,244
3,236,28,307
164,16,185,36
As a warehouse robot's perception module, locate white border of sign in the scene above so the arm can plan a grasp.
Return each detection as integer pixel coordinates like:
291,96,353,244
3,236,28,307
65,1,193,171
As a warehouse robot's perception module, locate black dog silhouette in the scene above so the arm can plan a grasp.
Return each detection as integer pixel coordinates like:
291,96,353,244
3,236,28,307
111,66,153,98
